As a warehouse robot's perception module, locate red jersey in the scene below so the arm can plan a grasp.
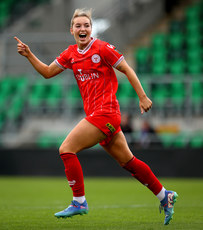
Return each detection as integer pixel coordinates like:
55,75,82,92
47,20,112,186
55,38,124,116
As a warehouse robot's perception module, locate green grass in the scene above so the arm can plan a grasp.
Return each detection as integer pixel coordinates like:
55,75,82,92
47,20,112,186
0,177,203,230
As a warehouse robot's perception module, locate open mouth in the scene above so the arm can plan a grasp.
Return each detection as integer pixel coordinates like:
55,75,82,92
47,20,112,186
79,34,87,39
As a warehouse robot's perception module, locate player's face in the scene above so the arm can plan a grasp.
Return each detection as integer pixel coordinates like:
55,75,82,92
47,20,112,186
71,16,92,50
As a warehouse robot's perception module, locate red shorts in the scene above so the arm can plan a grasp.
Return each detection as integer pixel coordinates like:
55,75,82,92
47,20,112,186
85,111,121,146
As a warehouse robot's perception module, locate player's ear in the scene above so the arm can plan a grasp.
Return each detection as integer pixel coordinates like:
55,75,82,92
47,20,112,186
70,27,74,35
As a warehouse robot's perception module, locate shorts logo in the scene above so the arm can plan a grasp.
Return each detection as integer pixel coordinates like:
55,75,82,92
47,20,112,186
106,123,116,133
91,54,101,63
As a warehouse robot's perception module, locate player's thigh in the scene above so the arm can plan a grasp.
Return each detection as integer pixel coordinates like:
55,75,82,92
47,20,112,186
102,131,133,166
59,118,106,154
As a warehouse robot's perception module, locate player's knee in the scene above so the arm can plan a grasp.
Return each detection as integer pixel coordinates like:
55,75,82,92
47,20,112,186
59,140,78,155
59,144,65,155
59,142,71,155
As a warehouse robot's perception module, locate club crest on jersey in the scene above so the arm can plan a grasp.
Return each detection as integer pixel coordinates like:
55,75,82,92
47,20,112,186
91,54,101,63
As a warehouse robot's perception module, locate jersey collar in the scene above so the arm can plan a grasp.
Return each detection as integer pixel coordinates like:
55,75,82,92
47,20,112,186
77,37,97,54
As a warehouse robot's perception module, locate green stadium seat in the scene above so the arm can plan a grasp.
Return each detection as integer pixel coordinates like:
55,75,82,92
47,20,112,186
0,97,7,111
190,133,203,148
173,133,189,148
37,132,66,148
135,47,150,64
0,77,13,96
186,48,201,62
153,93,167,108
0,77,28,120
33,82,47,96
170,81,185,106
171,80,185,93
14,77,28,91
185,5,201,21
151,33,166,48
0,2,9,28
117,96,131,109
0,90,11,111
0,0,51,30
191,81,203,106
28,82,47,107
7,96,24,120
6,0,15,7
152,61,167,75
169,61,185,75
37,133,55,148
187,62,202,75
159,133,174,148
191,94,202,108
168,33,184,50
191,81,202,93
46,84,62,107
152,85,169,107
119,81,134,96
171,94,185,108
141,81,150,94
151,48,167,63
65,84,82,109
0,14,7,28
46,96,61,108
185,21,201,34
0,113,6,131
117,81,134,108
186,34,201,49
28,94,43,108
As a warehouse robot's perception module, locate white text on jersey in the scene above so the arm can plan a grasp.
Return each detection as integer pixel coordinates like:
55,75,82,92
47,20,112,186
75,69,99,82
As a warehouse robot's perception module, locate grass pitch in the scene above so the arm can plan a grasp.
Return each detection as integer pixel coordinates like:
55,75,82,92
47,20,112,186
0,177,203,230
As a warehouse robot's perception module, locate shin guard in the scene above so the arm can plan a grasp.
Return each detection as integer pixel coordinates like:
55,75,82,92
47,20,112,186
60,152,85,197
123,156,163,195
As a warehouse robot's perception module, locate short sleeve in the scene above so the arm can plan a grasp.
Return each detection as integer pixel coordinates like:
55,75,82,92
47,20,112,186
54,47,72,70
101,43,124,68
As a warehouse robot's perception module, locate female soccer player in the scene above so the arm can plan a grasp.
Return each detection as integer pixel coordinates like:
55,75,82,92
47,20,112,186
14,8,177,225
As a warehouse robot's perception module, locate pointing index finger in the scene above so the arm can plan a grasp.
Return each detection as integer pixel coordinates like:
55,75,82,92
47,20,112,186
14,36,23,44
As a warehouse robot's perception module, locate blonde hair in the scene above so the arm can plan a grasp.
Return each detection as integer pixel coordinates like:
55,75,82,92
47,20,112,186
70,8,93,28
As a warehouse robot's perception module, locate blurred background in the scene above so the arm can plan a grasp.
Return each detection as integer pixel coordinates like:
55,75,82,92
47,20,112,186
0,0,202,177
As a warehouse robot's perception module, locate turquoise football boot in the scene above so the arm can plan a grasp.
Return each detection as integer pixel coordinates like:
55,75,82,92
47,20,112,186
159,190,178,225
54,200,89,218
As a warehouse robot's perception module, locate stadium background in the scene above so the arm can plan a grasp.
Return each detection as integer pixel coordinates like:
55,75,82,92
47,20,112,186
0,0,202,177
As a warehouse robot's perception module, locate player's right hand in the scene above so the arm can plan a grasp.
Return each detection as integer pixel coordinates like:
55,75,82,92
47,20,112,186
14,36,31,57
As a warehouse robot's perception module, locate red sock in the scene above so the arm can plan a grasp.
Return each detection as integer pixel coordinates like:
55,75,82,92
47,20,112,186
123,156,163,195
60,152,85,197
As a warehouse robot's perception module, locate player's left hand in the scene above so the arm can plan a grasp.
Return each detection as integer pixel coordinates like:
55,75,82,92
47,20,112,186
139,96,152,114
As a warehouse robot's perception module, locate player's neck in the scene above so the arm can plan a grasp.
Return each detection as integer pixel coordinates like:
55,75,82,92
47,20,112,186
77,37,92,50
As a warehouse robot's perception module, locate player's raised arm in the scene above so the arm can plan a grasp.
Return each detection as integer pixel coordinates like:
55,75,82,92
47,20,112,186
14,36,63,79
116,59,152,114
